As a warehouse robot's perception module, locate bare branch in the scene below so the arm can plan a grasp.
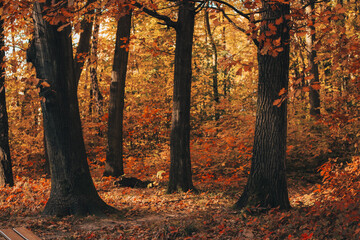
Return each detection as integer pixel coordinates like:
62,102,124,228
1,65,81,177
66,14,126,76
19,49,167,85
132,1,178,29
209,0,250,20
219,8,259,47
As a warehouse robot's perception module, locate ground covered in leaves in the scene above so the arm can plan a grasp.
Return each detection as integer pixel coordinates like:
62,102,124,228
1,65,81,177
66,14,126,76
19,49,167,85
1,115,360,239
1,155,359,239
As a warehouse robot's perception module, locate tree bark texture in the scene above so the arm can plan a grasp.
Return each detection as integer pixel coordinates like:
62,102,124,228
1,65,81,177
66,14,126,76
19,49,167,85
28,2,115,216
168,0,196,193
306,0,321,117
204,7,220,121
0,9,14,187
235,1,291,210
104,11,132,177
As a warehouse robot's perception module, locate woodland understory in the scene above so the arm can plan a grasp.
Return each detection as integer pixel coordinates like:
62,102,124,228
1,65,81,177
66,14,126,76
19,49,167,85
0,0,360,239
1,113,359,239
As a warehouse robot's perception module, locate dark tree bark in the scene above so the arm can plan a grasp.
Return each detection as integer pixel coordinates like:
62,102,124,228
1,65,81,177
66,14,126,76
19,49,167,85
167,0,196,193
104,11,132,177
27,1,115,216
204,6,220,121
235,1,291,210
306,0,321,117
42,0,94,176
0,10,14,187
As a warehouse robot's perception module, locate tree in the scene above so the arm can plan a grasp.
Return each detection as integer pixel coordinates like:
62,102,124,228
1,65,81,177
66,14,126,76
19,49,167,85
167,0,197,193
0,5,14,187
104,8,132,177
74,0,95,84
204,5,220,121
234,0,291,210
306,0,321,117
27,1,115,216
89,11,103,118
133,0,197,193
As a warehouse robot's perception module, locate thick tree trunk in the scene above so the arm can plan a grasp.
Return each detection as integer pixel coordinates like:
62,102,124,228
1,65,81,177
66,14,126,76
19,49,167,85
204,7,220,121
104,11,132,177
0,9,13,187
28,2,115,216
235,1,291,210
306,0,321,117
41,0,94,176
168,0,196,193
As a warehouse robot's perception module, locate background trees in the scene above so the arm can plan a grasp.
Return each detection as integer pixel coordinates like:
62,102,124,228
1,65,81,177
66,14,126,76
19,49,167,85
0,2,358,237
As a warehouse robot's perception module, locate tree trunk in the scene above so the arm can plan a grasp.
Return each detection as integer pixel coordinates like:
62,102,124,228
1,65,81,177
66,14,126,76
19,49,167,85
41,0,94,176
168,0,196,193
235,1,291,210
204,7,220,121
306,0,321,117
0,7,14,187
104,11,132,177
74,0,95,85
89,13,103,117
27,2,115,216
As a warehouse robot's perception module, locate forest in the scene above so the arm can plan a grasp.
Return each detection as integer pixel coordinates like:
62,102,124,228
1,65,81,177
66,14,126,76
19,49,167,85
0,0,359,239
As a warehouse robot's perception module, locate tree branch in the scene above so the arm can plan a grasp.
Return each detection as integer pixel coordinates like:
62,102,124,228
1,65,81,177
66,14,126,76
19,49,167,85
219,8,259,47
205,0,251,20
132,1,177,29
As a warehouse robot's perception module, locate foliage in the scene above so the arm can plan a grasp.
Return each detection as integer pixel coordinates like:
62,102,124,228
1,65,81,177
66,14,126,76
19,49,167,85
0,0,359,238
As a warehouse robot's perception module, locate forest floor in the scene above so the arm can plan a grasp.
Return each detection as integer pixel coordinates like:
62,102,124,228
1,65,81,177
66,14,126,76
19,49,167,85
1,116,359,239
1,154,358,240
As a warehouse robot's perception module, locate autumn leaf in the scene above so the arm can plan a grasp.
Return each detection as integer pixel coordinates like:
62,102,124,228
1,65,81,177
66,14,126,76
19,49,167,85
273,98,282,106
302,86,310,92
275,17,283,25
57,23,71,32
311,83,321,90
278,88,287,96
40,81,51,88
268,23,277,31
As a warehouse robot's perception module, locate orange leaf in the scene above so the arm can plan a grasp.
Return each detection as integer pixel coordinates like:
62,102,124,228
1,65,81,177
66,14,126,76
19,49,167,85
41,81,51,88
275,17,283,25
278,88,287,96
297,31,307,37
268,23,277,31
273,98,282,106
302,86,310,92
311,83,321,90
